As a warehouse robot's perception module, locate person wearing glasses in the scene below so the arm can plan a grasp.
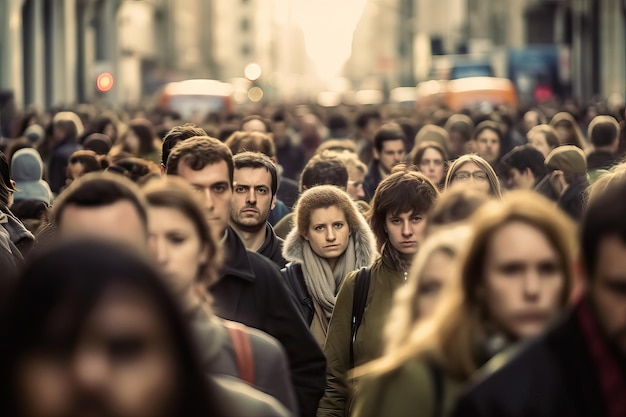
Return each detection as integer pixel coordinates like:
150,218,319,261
411,141,448,190
444,154,502,198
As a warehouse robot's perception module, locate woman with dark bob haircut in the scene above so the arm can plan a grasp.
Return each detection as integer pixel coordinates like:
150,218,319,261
0,240,230,417
318,165,439,417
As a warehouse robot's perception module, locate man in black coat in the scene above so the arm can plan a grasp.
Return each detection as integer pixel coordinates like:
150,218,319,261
167,136,326,417
451,171,626,417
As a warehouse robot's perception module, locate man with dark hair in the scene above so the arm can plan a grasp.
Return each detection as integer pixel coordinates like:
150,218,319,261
500,145,557,200
363,123,406,202
52,172,149,250
452,171,626,417
231,151,286,267
166,136,326,417
545,145,590,220
587,115,621,181
160,123,207,172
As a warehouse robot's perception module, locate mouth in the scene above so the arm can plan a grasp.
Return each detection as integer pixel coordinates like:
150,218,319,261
399,241,416,246
241,209,259,215
514,311,550,323
324,244,340,249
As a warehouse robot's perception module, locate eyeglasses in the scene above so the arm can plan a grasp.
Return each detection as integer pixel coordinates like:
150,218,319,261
419,159,444,167
453,170,488,181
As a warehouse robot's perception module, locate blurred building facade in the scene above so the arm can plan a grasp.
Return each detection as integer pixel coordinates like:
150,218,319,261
342,0,625,104
0,0,624,110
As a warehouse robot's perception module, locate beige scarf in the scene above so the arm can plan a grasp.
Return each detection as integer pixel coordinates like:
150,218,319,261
301,236,357,320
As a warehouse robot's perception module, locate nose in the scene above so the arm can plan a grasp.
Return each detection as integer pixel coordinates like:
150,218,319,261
356,187,365,198
152,237,168,266
202,189,214,213
246,188,256,205
522,270,541,301
73,347,108,394
326,227,336,242
402,220,413,237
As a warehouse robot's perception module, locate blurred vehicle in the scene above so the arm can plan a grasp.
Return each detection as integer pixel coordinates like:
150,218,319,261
445,76,517,112
389,87,417,107
157,79,234,121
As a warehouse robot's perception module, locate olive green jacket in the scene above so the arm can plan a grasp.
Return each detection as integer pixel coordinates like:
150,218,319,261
317,253,407,417
350,358,466,417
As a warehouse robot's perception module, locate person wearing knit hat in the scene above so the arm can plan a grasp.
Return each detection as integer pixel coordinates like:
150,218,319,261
11,148,54,205
545,145,589,221
83,132,112,156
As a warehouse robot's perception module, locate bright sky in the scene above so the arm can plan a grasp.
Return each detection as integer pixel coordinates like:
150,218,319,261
274,0,368,81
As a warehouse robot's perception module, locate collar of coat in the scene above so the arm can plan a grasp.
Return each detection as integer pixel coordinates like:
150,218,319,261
220,226,256,282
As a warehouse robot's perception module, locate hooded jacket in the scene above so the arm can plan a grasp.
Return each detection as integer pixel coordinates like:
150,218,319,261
281,209,377,327
11,148,54,204
210,227,326,417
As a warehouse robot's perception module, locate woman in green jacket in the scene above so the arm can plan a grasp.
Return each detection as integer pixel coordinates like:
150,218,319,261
351,191,577,417
317,167,439,417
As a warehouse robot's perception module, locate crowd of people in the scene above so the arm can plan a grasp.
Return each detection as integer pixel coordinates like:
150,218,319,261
0,98,625,417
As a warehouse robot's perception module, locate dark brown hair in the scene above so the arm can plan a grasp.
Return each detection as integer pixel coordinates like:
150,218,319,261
367,166,439,249
166,136,234,187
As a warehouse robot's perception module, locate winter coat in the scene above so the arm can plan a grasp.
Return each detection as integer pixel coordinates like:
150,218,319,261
317,251,409,417
47,136,80,194
363,161,383,203
451,309,610,417
258,222,287,268
213,375,292,417
281,212,377,328
189,308,298,415
558,176,589,221
1,209,35,258
352,358,466,417
210,227,326,417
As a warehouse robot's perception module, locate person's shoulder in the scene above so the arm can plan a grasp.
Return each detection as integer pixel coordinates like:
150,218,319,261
247,249,283,277
212,375,291,417
244,325,288,357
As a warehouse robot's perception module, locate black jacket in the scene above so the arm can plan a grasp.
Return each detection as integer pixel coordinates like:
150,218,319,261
281,263,314,326
586,150,618,171
363,161,383,203
47,136,80,194
210,227,326,417
258,223,287,268
451,309,608,417
278,176,300,209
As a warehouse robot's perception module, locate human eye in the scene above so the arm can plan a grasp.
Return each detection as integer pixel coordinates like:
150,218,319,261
474,172,488,180
538,261,560,276
213,184,228,193
234,185,246,193
314,225,325,231
499,262,525,276
333,222,344,229
389,217,401,225
454,171,470,180
257,187,268,194
411,215,423,223
108,336,147,362
419,280,441,295
167,232,186,245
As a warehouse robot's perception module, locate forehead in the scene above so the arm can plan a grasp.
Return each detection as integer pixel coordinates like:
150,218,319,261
422,147,443,159
594,235,626,279
477,129,499,140
488,221,557,259
233,166,272,187
457,161,484,172
177,160,230,185
309,205,347,223
60,201,147,249
381,139,405,151
148,206,197,232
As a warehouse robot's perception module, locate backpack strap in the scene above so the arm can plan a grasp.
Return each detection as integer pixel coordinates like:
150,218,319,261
282,263,314,324
350,266,371,369
224,321,255,385
427,362,444,417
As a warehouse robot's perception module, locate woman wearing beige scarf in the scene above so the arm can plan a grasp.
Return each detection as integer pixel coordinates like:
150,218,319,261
282,185,377,346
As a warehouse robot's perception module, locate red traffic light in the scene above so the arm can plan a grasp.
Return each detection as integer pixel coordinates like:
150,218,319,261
96,73,114,92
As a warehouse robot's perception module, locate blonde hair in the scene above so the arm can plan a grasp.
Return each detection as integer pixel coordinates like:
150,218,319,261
356,191,576,379
444,154,502,199
384,225,472,354
587,161,626,202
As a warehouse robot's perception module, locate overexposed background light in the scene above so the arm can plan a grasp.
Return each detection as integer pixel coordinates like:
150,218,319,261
274,0,368,81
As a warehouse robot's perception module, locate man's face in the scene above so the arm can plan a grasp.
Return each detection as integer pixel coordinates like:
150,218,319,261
230,167,275,232
346,168,366,201
175,160,232,240
376,139,406,174
507,167,535,190
59,201,147,250
589,235,626,355
475,129,501,164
